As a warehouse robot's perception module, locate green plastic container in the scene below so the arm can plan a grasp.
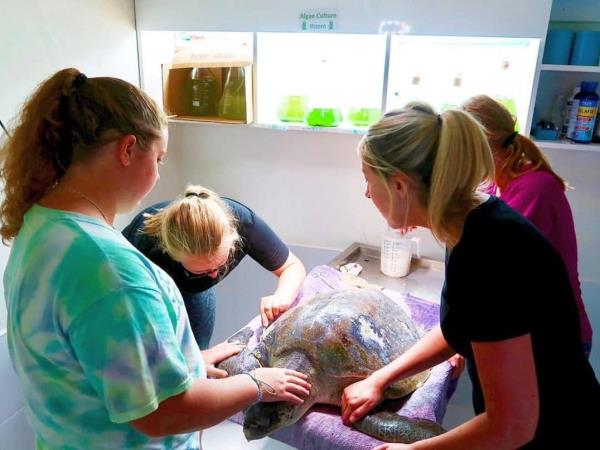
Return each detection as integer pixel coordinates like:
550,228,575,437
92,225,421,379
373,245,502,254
348,108,381,127
306,108,343,127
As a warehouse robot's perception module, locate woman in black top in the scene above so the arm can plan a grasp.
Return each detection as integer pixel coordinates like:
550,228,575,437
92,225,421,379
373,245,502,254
123,185,306,356
340,103,599,449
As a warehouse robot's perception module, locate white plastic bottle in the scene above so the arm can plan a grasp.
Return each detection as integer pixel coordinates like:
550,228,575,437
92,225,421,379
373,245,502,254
562,86,580,139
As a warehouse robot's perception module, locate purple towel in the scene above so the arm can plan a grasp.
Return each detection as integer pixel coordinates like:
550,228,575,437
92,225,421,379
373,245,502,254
229,265,454,450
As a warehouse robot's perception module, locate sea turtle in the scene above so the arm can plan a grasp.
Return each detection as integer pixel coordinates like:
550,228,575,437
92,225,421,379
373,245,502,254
218,289,446,443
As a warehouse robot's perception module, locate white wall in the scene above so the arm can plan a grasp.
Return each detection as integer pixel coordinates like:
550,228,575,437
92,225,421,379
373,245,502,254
170,122,444,256
169,122,600,282
0,0,139,446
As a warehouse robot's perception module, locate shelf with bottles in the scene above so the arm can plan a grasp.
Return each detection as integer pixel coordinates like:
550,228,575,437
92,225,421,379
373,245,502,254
141,31,541,134
532,73,600,146
146,31,254,124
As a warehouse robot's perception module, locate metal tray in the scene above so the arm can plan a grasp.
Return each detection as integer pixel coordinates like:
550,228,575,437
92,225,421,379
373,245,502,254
328,242,445,303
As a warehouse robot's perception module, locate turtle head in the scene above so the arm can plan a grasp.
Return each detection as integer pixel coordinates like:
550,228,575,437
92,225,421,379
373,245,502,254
243,401,307,440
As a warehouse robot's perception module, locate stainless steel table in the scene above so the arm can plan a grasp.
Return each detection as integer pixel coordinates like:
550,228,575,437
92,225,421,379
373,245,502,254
328,242,445,303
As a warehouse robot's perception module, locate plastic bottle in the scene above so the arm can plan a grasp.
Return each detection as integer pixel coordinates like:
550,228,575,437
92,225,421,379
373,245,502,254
380,228,420,278
594,111,600,143
186,68,218,116
562,86,581,139
569,81,599,144
217,67,247,120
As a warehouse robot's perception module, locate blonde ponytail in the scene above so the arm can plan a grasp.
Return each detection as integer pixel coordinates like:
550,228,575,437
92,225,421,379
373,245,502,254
429,110,494,245
361,103,493,246
143,185,240,261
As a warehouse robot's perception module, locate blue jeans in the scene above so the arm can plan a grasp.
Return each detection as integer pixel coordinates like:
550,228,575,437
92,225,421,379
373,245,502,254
181,287,217,350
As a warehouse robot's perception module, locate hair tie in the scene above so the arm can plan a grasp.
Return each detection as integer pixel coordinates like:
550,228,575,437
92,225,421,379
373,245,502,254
185,191,209,199
502,131,518,147
74,73,87,87
437,114,443,126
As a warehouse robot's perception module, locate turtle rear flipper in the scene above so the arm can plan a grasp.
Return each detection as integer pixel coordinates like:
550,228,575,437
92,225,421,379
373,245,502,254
353,411,445,443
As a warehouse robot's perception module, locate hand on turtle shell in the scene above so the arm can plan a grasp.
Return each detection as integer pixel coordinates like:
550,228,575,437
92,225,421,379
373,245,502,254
341,377,384,425
253,367,311,405
260,294,293,327
202,341,244,378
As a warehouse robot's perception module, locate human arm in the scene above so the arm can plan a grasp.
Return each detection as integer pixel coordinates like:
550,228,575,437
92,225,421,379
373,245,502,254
237,202,306,327
390,334,539,450
341,325,455,424
130,367,311,437
261,251,306,326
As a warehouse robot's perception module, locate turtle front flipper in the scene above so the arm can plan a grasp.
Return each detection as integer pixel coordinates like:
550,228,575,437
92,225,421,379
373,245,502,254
243,351,319,440
216,343,267,377
353,411,445,443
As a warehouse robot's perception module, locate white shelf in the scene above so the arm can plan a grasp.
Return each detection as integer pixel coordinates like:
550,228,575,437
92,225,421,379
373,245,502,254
540,64,600,73
167,118,369,135
534,139,600,152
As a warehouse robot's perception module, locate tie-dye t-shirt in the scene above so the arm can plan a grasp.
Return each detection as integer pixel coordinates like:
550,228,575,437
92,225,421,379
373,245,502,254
4,205,205,449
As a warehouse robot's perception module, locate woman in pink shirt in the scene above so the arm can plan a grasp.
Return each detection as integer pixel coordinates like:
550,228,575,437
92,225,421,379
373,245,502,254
463,95,592,357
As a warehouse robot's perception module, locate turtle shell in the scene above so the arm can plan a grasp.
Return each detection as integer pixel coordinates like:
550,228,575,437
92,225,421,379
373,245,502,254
261,288,429,403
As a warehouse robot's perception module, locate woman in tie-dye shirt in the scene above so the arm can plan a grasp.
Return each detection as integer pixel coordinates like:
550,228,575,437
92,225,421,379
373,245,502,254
0,68,310,450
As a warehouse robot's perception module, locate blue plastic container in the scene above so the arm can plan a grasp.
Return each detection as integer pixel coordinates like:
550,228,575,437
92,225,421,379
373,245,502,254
570,31,600,66
543,30,574,64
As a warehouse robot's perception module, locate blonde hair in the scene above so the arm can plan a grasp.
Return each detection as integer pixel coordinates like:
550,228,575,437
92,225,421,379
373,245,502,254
462,95,567,190
360,103,493,247
0,68,167,242
143,185,240,262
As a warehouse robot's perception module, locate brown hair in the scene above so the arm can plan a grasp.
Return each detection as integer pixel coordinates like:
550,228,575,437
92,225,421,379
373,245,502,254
0,68,167,242
462,95,567,190
143,185,240,262
360,103,493,247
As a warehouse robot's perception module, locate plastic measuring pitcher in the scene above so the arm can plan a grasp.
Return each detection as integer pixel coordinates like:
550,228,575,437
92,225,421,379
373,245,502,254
380,229,421,278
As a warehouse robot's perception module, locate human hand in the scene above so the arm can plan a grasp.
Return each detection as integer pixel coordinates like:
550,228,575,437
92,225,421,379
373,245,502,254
372,444,413,450
341,376,385,425
260,294,293,327
202,341,243,378
395,226,417,236
252,367,311,405
448,353,465,379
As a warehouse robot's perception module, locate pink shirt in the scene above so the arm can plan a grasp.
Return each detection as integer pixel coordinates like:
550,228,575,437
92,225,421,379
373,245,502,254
499,169,592,345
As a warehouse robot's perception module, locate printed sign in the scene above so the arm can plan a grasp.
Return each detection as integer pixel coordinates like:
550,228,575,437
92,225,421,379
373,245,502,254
299,10,338,32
